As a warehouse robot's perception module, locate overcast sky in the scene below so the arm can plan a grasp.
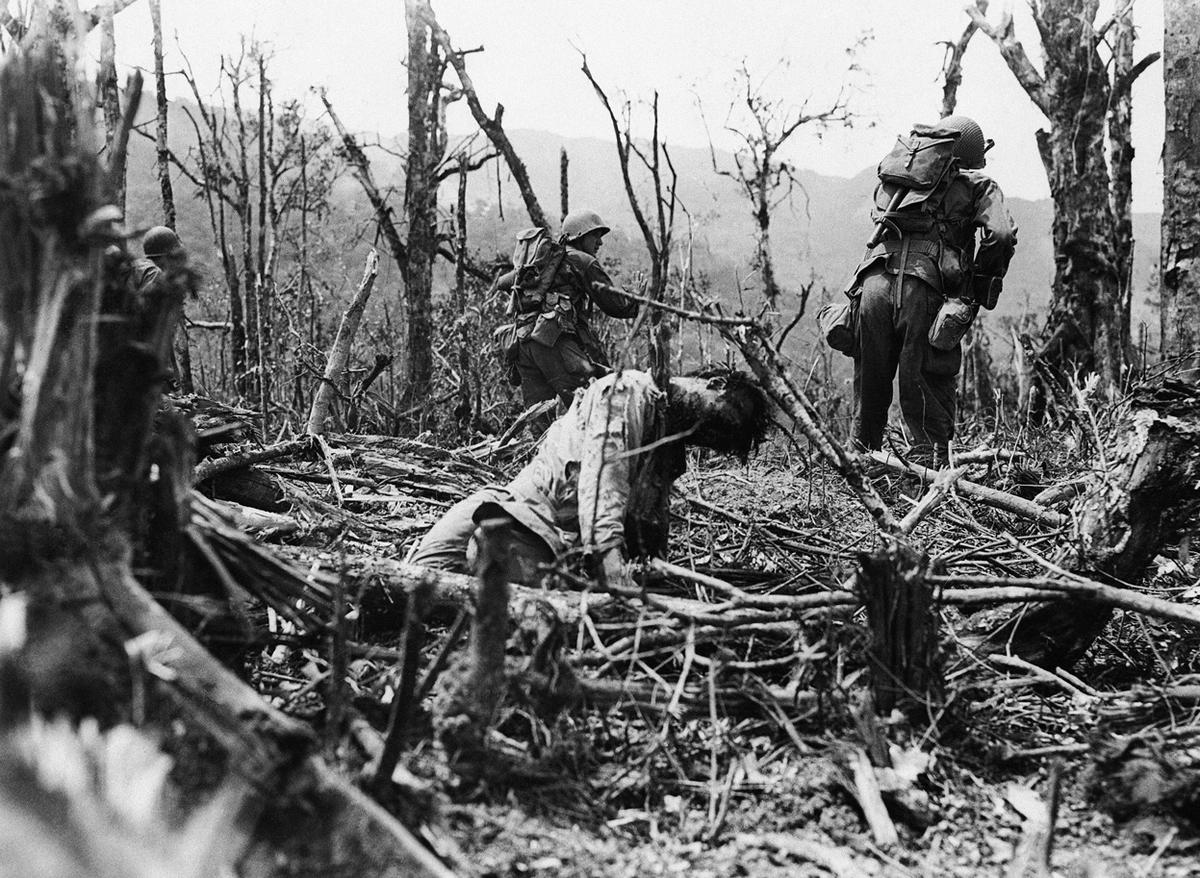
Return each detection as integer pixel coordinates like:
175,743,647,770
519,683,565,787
105,0,1165,210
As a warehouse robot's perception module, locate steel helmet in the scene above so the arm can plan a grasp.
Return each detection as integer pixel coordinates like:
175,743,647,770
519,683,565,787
936,115,989,169
560,210,610,242
142,225,184,258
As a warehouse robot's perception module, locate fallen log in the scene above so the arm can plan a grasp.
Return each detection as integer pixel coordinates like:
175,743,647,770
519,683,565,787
193,438,313,485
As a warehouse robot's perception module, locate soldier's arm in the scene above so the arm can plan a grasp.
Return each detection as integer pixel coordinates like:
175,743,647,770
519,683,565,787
580,259,639,318
489,268,518,294
576,374,650,558
971,178,1018,278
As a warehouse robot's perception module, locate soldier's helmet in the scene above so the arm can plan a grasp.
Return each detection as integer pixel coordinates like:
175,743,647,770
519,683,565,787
937,115,988,169
142,225,184,259
560,210,610,242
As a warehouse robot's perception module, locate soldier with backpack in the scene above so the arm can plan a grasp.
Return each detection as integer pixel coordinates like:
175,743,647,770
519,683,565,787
493,210,640,419
844,115,1017,468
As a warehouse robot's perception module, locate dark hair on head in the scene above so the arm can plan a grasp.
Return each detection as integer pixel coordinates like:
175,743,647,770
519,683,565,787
678,363,773,457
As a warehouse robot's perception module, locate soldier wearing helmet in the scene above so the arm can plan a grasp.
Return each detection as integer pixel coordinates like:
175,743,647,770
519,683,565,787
846,115,1017,468
493,209,639,419
136,226,190,388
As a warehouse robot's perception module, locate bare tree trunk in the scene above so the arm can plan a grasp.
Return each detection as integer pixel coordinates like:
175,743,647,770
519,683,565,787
307,251,379,435
97,2,124,215
1109,5,1135,371
402,0,441,421
151,1,192,394
421,3,550,231
149,0,175,229
967,1,1158,402
1161,0,1200,363
256,53,271,428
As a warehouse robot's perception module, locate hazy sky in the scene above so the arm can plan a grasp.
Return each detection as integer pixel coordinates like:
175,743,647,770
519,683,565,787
104,0,1165,210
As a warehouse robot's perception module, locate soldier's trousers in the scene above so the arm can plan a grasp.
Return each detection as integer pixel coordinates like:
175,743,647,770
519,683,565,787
515,334,603,415
853,270,961,463
409,488,556,584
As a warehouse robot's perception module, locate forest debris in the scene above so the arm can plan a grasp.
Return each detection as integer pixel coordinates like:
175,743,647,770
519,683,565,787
1003,771,1058,878
737,832,873,878
955,447,1026,465
843,745,900,847
869,451,1067,529
192,437,313,485
209,499,299,537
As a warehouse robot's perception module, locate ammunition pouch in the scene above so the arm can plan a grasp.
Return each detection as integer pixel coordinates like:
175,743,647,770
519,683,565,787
817,298,858,356
928,297,978,351
969,273,1003,310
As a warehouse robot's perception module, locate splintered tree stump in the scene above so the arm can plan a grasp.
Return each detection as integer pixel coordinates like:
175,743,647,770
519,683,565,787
433,517,511,776
859,543,942,718
982,380,1200,669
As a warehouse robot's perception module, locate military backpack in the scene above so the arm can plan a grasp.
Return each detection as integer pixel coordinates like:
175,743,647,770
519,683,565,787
868,123,963,245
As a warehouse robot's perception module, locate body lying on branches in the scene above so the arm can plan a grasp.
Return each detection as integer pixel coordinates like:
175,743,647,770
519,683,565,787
410,366,770,589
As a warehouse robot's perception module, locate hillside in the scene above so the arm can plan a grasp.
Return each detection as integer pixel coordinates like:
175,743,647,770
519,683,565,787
123,103,1163,364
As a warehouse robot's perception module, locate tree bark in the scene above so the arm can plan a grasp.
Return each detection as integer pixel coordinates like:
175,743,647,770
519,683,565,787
966,1,1158,401
1161,0,1200,362
149,0,175,229
97,3,124,214
401,0,441,422
859,544,941,719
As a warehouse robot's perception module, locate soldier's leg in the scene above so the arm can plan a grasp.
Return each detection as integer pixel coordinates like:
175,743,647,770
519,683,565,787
853,272,901,451
521,336,596,407
896,278,961,465
409,491,489,572
515,342,558,409
465,515,556,585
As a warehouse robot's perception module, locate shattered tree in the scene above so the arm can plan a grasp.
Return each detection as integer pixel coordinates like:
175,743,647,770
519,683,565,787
1161,0,1200,362
966,0,1158,402
0,31,451,878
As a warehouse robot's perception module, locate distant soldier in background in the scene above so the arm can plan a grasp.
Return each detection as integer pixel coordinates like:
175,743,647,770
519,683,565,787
493,210,640,419
139,226,189,389
847,115,1017,468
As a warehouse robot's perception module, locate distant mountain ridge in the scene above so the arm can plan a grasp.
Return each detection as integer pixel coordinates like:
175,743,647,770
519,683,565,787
122,103,1162,352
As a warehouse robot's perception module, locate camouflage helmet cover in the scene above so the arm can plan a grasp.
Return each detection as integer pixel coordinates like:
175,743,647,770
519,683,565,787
142,225,184,259
936,115,988,169
560,210,610,242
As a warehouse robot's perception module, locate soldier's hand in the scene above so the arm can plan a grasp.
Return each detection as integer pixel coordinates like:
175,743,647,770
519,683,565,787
598,547,637,595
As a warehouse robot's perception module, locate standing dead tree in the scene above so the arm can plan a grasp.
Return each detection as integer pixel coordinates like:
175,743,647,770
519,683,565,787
1161,0,1200,365
965,0,1159,410
703,60,850,320
938,5,995,416
319,82,493,430
153,44,334,409
580,55,678,386
420,0,551,231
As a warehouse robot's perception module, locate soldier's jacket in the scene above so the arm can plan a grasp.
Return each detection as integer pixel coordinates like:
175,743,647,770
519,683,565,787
494,245,639,350
848,169,1018,297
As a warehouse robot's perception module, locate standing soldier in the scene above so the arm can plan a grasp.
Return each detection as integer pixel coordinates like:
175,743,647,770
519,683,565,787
139,226,189,388
494,210,640,416
848,115,1017,468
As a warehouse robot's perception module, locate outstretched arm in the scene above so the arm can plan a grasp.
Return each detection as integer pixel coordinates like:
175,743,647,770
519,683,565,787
579,259,639,318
